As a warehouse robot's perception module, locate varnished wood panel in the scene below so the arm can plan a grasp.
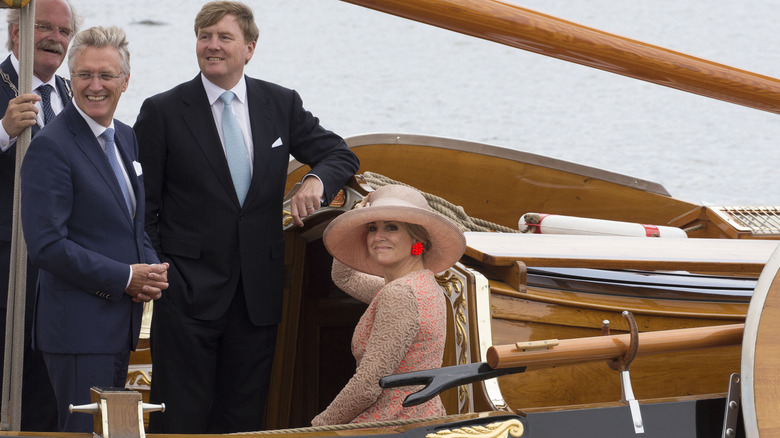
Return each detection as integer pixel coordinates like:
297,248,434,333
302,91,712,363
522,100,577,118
490,292,745,333
345,144,691,231
487,280,745,410
264,234,367,429
288,136,755,240
290,239,367,428
495,347,739,408
743,249,780,437
287,138,697,231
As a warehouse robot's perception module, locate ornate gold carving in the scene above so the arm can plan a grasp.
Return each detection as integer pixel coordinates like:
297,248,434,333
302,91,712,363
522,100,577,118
330,189,346,207
436,269,470,411
0,66,18,96
282,209,293,227
426,419,525,438
0,64,71,99
126,370,152,388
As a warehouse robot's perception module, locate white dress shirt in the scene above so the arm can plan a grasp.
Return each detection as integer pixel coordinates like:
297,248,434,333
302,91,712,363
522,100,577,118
202,74,254,177
0,53,65,152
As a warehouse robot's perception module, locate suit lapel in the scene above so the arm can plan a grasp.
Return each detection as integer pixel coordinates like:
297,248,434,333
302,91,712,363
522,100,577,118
67,106,133,225
181,77,241,207
245,78,281,207
114,127,144,233
0,56,19,99
114,127,139,205
54,75,72,106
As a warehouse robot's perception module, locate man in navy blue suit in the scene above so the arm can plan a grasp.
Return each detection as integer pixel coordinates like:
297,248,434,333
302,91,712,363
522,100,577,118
0,0,79,431
20,26,169,433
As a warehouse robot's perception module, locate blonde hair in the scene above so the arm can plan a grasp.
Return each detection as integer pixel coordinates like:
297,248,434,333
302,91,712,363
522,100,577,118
194,1,259,43
67,26,130,75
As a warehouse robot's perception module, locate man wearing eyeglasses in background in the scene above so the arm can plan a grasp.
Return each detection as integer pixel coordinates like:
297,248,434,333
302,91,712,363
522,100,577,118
0,0,79,431
19,26,169,433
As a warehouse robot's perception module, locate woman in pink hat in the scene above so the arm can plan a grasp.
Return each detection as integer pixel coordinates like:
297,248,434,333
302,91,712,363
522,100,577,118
311,184,466,426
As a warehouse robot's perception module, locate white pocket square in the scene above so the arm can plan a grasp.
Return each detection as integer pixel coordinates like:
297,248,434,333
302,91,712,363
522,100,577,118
271,137,283,148
133,161,143,176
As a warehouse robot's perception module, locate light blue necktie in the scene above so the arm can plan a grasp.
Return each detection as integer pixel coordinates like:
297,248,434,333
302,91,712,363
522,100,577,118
219,91,250,205
101,128,133,217
37,84,55,125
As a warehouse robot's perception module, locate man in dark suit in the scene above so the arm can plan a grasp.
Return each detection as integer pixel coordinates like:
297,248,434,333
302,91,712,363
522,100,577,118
133,1,359,433
20,26,169,433
0,0,79,431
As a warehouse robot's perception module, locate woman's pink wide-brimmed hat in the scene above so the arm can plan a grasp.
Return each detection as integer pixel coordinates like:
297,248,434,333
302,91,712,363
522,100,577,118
323,185,466,276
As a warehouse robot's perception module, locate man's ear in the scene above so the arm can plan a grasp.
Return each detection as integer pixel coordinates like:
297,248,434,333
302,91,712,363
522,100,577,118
10,24,20,54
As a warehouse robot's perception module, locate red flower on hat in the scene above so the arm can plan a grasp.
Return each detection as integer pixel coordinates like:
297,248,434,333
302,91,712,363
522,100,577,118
411,241,424,256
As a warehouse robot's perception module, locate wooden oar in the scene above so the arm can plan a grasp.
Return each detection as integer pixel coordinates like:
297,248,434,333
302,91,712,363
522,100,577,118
381,323,743,407
339,0,780,114
487,323,744,369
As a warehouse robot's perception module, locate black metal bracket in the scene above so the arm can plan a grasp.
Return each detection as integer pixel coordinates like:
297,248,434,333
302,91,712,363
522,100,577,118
379,362,527,407
721,373,741,438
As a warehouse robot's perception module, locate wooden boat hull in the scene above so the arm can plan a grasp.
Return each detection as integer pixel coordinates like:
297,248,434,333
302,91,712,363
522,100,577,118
274,134,778,431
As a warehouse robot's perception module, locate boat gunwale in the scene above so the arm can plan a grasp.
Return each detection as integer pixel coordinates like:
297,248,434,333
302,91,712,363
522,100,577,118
287,132,674,197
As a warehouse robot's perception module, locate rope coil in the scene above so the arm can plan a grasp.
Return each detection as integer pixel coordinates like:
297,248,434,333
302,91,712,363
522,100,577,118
231,414,460,434
361,172,517,233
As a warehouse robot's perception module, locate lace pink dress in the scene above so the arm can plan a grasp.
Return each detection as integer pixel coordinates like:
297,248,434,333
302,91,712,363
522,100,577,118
311,260,447,426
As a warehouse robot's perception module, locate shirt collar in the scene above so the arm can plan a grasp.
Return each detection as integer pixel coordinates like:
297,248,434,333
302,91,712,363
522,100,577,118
201,74,247,106
73,102,115,138
11,53,60,95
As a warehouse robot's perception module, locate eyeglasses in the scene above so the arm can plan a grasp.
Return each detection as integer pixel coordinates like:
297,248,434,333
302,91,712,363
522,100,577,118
71,72,125,82
34,23,73,39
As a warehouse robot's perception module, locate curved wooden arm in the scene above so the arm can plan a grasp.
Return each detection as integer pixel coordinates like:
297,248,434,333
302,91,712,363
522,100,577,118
340,0,780,114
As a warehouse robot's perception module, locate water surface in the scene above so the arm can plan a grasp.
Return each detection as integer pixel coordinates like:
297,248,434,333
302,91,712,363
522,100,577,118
6,0,779,205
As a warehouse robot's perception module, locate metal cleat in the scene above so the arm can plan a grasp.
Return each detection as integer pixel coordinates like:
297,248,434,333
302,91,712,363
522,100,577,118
69,387,164,438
